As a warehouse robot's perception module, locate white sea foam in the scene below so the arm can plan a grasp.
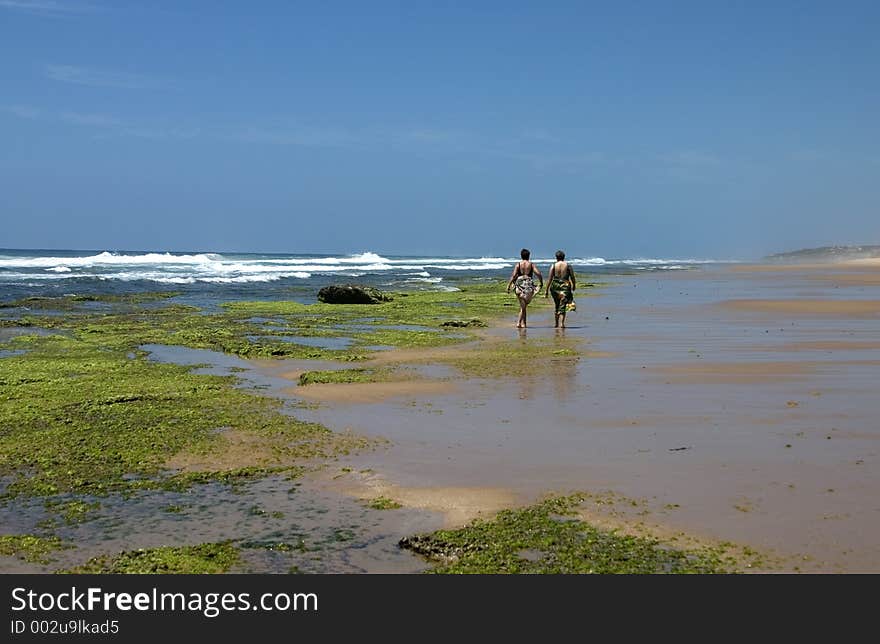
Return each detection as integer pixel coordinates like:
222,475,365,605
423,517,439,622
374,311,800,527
198,272,311,283
0,249,728,287
104,271,312,284
149,277,197,284
0,251,222,268
404,276,444,283
423,263,508,270
388,257,509,265
0,272,73,281
565,257,730,266
565,257,608,265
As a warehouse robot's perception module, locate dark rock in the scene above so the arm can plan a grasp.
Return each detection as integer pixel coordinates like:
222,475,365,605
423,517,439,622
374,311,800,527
440,319,487,328
398,535,466,563
316,285,392,304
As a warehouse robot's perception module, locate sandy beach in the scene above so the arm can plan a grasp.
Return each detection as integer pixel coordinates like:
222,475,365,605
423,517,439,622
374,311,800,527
269,261,880,572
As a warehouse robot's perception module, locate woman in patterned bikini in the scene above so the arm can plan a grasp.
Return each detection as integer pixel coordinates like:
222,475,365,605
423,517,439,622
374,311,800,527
506,248,543,328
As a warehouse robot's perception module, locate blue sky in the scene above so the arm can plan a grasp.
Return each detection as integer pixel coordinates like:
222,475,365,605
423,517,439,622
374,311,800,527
1,1,878,258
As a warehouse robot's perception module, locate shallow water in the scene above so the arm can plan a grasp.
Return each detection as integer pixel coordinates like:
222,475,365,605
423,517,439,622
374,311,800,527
337,323,440,333
0,326,64,357
0,326,60,341
0,476,440,573
140,344,293,394
247,335,355,350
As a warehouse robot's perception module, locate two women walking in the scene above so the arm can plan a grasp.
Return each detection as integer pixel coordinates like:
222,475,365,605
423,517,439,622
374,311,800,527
507,249,576,328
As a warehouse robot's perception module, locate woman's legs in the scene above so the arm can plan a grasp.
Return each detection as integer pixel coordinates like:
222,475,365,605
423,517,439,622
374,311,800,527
517,296,528,327
554,283,571,328
551,291,561,327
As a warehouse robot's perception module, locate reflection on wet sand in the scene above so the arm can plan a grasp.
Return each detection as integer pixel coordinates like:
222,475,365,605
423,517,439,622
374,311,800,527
550,329,578,403
505,328,578,402
289,380,456,404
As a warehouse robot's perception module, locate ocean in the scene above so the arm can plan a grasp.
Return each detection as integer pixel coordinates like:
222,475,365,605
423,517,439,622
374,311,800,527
0,249,730,307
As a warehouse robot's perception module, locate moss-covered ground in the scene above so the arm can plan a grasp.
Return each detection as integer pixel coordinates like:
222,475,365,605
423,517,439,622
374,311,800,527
0,332,361,499
63,542,239,574
298,368,391,386
400,495,753,574
0,534,67,564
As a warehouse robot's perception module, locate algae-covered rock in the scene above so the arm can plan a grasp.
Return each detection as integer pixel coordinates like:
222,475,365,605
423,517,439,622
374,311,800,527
317,285,392,304
440,318,487,328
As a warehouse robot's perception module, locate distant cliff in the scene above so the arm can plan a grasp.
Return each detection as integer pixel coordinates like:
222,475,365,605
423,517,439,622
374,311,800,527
765,245,880,263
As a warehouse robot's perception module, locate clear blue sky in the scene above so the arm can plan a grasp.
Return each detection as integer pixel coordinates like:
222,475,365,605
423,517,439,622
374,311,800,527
2,1,878,258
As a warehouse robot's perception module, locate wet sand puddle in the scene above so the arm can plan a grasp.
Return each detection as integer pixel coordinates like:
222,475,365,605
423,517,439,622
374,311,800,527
0,475,440,573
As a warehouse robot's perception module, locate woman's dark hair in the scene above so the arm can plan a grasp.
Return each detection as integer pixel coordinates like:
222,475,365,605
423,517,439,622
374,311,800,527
555,250,565,260
520,248,530,260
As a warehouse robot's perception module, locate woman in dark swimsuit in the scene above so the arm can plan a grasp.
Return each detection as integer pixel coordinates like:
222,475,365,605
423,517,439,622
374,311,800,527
544,249,576,328
506,248,543,328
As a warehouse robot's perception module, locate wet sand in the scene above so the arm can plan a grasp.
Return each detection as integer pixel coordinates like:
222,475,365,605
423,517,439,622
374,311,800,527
732,260,880,287
720,299,880,317
290,380,457,404
272,262,880,572
315,466,518,527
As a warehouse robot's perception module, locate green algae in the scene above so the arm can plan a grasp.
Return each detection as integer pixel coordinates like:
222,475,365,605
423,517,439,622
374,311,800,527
400,495,742,574
440,319,487,328
220,282,595,358
64,542,239,574
0,332,359,498
222,282,528,350
0,292,181,310
349,328,461,350
0,534,66,564
43,499,101,525
298,368,390,386
240,539,309,553
9,306,354,361
443,337,582,379
159,466,304,492
3,280,591,363
366,496,402,510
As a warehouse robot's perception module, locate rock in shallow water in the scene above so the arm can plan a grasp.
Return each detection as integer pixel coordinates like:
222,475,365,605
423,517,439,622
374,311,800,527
316,285,393,304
